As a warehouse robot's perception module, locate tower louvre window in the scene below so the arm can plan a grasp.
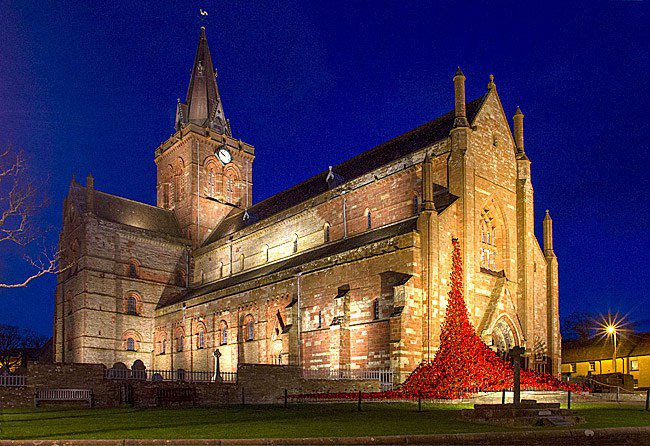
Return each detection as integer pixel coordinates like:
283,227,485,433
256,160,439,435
207,167,216,197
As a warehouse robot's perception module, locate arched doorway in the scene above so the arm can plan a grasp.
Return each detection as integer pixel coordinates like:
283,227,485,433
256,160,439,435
490,317,518,360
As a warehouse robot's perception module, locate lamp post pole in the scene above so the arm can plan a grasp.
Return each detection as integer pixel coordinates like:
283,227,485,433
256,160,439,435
612,330,618,373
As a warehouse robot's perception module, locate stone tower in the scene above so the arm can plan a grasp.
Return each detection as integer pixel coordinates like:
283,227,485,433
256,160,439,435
154,27,254,246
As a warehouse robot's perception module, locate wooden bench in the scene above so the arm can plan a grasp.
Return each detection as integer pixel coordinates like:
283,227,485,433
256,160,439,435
35,388,93,407
155,387,197,406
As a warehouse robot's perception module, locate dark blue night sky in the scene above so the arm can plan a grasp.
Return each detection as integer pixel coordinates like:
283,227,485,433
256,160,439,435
1,1,648,337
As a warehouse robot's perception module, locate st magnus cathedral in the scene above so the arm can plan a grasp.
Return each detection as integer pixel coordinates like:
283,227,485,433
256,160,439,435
54,28,561,382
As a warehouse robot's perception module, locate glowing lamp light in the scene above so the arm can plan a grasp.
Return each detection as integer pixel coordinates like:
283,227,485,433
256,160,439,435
606,325,616,335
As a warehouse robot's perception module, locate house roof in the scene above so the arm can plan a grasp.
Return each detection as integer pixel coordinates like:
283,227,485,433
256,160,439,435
159,216,420,308
202,94,486,247
562,332,650,363
69,181,184,239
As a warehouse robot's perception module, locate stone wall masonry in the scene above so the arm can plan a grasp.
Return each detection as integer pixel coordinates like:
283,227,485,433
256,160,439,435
0,362,378,408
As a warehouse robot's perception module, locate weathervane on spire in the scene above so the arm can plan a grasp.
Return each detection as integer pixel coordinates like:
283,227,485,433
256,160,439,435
198,8,210,26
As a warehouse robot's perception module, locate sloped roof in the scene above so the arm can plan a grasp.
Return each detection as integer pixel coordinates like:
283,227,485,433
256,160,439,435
203,95,485,247
159,216,419,308
562,332,650,363
68,181,184,238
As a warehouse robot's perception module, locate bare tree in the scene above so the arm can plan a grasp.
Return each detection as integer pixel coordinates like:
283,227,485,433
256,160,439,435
0,148,66,288
0,325,24,371
561,312,596,341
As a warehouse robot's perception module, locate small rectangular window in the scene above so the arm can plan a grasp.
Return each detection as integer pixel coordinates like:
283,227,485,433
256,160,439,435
588,361,595,372
630,359,639,371
569,363,576,373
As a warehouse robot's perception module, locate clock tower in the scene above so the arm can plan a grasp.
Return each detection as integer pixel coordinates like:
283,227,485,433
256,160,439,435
154,27,254,246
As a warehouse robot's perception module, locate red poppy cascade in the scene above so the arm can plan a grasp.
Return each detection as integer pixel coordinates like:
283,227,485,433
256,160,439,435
292,238,580,400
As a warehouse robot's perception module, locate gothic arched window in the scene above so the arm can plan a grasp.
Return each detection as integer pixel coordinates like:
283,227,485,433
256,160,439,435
126,338,135,351
292,234,298,254
480,204,503,272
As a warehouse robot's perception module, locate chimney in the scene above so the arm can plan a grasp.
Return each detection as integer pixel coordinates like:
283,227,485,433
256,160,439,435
453,67,469,128
514,106,524,153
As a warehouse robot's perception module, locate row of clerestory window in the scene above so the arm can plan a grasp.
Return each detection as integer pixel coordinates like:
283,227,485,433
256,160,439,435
207,195,421,282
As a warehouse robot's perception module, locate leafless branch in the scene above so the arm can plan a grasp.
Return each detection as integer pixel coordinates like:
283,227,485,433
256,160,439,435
0,147,66,288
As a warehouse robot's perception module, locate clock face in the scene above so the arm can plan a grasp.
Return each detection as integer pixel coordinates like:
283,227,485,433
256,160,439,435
216,147,232,165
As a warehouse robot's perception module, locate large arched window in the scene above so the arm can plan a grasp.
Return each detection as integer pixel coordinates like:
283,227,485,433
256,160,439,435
480,203,505,273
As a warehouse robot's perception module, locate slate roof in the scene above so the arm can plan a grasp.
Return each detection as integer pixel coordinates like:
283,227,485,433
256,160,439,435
159,216,419,308
69,181,184,238
562,332,650,363
203,95,486,247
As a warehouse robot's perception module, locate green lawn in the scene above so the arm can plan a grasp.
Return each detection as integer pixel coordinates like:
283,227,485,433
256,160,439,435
0,403,647,440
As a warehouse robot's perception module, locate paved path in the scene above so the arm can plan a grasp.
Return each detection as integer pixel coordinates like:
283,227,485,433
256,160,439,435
1,426,649,445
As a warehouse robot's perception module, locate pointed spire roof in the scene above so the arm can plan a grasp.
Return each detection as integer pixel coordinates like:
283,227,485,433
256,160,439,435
176,27,231,135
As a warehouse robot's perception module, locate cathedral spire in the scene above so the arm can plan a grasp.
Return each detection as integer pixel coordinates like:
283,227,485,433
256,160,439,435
176,27,231,135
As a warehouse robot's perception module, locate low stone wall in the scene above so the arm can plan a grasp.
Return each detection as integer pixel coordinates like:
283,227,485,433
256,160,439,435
0,362,379,408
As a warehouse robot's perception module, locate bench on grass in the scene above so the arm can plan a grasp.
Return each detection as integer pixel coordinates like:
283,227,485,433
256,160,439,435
155,387,197,406
35,388,93,407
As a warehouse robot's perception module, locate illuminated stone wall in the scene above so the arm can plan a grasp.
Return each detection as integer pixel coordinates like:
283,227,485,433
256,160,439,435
55,76,560,381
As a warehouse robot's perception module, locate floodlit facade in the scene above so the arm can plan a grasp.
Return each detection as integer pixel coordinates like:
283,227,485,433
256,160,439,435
54,28,561,382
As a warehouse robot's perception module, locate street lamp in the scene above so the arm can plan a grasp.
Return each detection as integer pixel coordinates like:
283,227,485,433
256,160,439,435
605,324,618,373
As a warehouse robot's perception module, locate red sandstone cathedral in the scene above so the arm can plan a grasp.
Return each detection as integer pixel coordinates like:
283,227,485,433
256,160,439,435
54,28,561,384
